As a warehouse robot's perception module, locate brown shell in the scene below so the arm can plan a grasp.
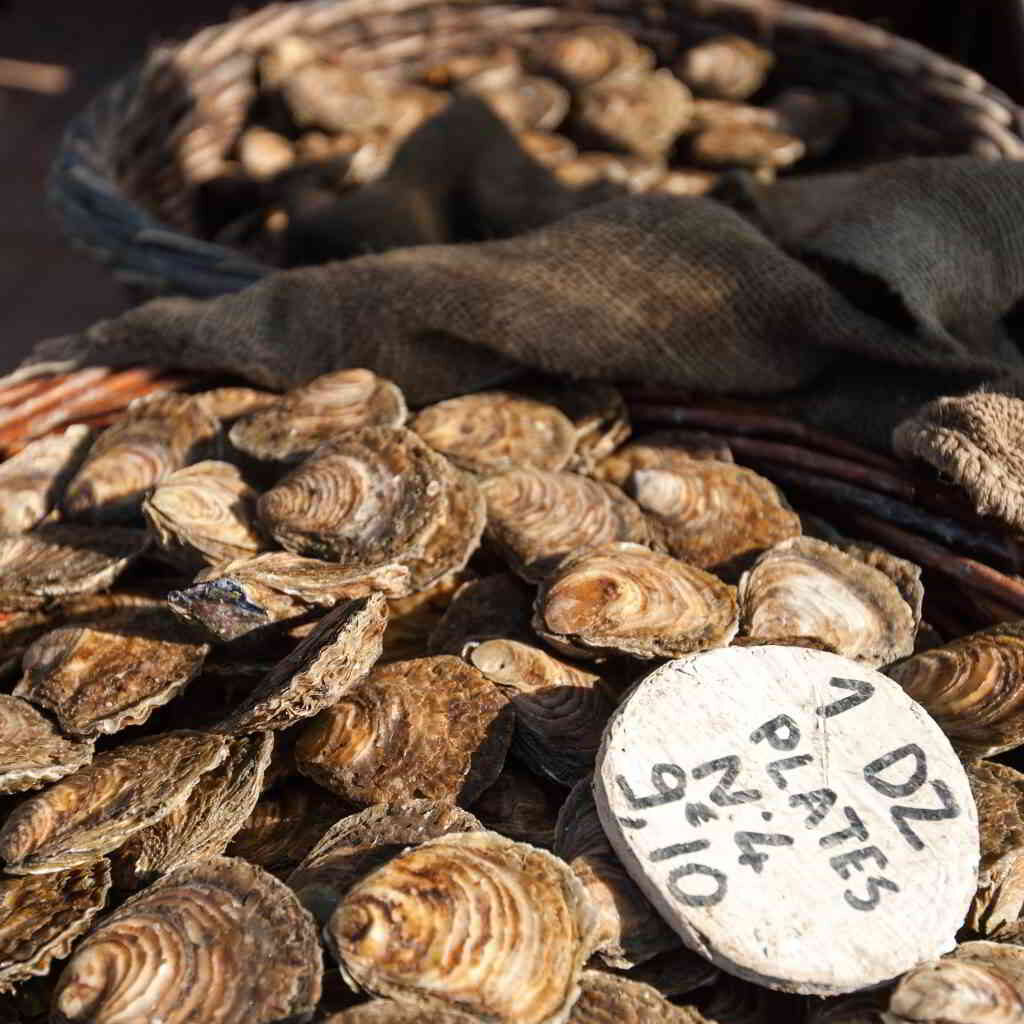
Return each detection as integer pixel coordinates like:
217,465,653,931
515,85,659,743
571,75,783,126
594,430,733,488
422,44,522,89
282,61,394,134
627,461,800,577
805,991,888,1024
535,541,738,660
0,861,110,994
0,525,149,612
52,856,322,1024
192,385,279,423
555,776,679,970
215,593,388,734
482,470,652,582
690,99,781,132
0,426,91,535
142,460,267,572
518,130,578,167
0,697,93,795
602,947,719,1000
470,763,564,848
738,536,916,667
258,427,485,589
428,573,536,658
170,552,409,643
673,35,775,101
466,75,570,132
528,26,654,86
568,971,711,1023
295,655,513,807
15,610,210,737
110,731,274,888
555,152,666,192
288,799,484,925
691,125,805,169
379,571,467,664
841,541,924,634
652,169,720,196
62,393,217,522
886,621,1024,758
238,126,295,179
230,369,406,463
413,392,577,475
0,730,228,874
470,639,617,785
693,974,810,1023
320,1002,470,1024
326,831,599,1024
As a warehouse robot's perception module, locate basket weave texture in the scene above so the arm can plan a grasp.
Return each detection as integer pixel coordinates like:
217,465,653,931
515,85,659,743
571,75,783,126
49,0,1024,299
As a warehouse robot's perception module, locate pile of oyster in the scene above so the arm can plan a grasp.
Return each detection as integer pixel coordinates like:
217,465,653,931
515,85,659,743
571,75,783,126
200,25,848,264
2,369,1024,1023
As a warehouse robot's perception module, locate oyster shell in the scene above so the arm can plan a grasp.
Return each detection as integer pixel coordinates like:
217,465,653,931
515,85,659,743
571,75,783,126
529,26,654,86
465,74,570,132
841,541,924,635
568,971,711,1023
674,35,775,101
886,621,1024,757
0,525,148,611
518,130,578,167
470,762,563,847
295,655,513,807
595,430,733,487
470,639,617,785
555,776,679,970
258,427,485,589
320,1003,469,1024
15,610,210,737
192,385,279,423
326,831,599,1024
481,470,652,582
690,99,781,132
806,991,887,1024
0,730,228,874
380,570,466,663
0,426,90,535
0,861,110,993
143,460,267,572
738,536,916,667
52,856,322,1024
238,126,295,179
215,594,388,734
413,392,576,474
230,369,406,463
288,799,483,925
428,572,535,658
693,974,809,1023
282,62,395,134
0,697,93,795
691,125,805,170
627,461,800,577
535,541,738,659
555,152,665,192
601,947,719,1000
63,393,217,522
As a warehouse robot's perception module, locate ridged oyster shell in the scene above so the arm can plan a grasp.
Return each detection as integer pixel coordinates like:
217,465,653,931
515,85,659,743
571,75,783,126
568,971,712,1023
0,696,93,794
428,572,535,657
594,430,733,488
470,762,564,848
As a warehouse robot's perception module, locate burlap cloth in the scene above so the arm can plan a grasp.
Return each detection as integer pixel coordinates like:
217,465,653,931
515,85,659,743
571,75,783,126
20,100,1024,530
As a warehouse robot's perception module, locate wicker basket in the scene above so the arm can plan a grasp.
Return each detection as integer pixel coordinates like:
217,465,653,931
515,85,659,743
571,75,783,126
49,0,1024,299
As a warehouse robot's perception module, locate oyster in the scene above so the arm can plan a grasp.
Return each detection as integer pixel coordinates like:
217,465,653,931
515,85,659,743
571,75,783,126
568,971,711,1023
326,831,599,1024
738,536,916,667
428,573,535,658
841,541,924,634
806,991,887,1024
0,426,90,535
169,552,409,643
52,856,322,1024
15,610,210,737
62,393,217,522
674,35,775,101
886,621,1024,757
412,392,576,474
0,730,228,874
555,776,679,969
690,99,781,132
654,169,720,196
258,427,485,589
602,947,719,1000
470,639,617,785
595,430,733,488
282,62,395,134
693,975,809,1023
0,525,148,611
110,731,273,888
691,125,805,170
295,655,513,806
0,861,110,993
238,126,295,179
535,542,739,659
518,130,578,167
230,369,406,463
465,74,570,132
288,799,483,925
380,571,466,663
215,593,388,734
470,762,564,847
192,385,279,423
0,697,92,794
627,461,800,577
481,470,652,582
321,1003,469,1024
555,152,666,192
529,26,654,86
143,460,267,571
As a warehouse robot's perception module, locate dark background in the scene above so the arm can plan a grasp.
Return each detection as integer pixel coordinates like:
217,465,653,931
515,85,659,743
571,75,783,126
1,0,1021,373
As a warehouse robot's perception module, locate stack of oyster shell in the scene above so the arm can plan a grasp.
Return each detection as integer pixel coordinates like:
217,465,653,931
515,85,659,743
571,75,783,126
2,368,1024,1023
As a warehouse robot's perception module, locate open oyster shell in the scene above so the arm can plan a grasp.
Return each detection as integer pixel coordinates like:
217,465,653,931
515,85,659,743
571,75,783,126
62,393,217,522
327,830,599,1024
288,799,483,926
0,730,228,874
143,460,267,572
15,610,210,737
470,762,564,848
0,525,149,611
52,856,322,1024
215,593,388,734
413,392,576,474
470,639,617,785
738,536,916,667
0,861,110,994
229,369,406,463
295,655,513,807
428,573,535,658
0,426,90,535
594,430,733,488
568,971,711,1023
885,621,1024,758
0,696,93,795
535,541,738,659
482,470,652,582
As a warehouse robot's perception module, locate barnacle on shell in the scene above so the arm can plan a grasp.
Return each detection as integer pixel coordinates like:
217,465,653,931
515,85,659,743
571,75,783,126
673,35,775,101
0,696,93,795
